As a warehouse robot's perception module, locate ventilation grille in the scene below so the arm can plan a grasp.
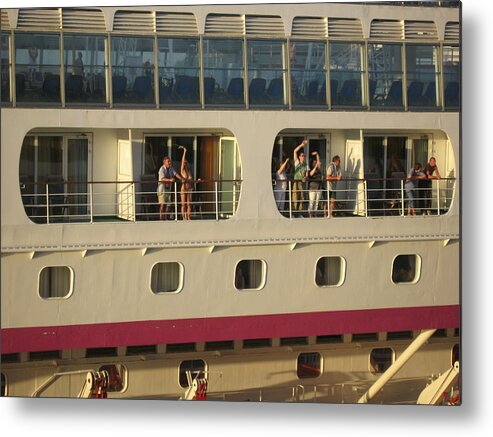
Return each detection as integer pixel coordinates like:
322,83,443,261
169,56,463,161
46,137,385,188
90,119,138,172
113,10,155,33
156,12,198,35
404,20,438,40
246,15,285,36
444,21,460,43
328,18,363,39
62,8,106,31
205,14,244,35
291,17,327,38
17,8,61,30
370,19,404,40
1,10,10,30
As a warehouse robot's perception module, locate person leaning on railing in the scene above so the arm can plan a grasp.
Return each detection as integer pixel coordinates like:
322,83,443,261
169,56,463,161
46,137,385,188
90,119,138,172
293,139,308,217
420,157,441,215
157,156,184,221
326,155,342,218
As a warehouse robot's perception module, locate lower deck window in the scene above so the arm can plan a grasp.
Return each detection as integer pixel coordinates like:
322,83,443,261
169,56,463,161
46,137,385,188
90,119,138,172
315,256,345,287
235,259,265,290
39,266,73,299
392,254,421,284
151,262,183,293
370,348,394,374
297,352,322,379
99,364,126,392
179,359,206,388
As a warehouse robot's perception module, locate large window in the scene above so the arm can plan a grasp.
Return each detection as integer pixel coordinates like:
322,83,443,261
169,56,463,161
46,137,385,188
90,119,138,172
392,254,421,284
235,259,265,290
179,359,206,388
406,44,440,109
203,38,244,106
329,42,364,107
315,256,345,287
39,266,73,299
1,32,10,103
158,37,199,105
290,41,327,107
111,36,155,105
150,262,183,293
15,33,61,104
368,43,403,109
247,40,286,106
64,34,107,105
443,45,460,109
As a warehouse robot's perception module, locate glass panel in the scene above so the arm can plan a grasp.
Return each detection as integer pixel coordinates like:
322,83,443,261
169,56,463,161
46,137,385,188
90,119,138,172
392,254,418,283
297,352,321,378
290,41,327,107
67,138,88,217
443,45,460,109
111,36,155,105
329,42,364,107
151,262,181,293
315,257,343,287
15,33,61,104
1,32,10,103
406,44,439,108
247,40,287,106
364,136,385,216
370,348,393,374
38,136,63,181
39,266,71,298
203,38,244,106
64,34,107,105
158,37,199,105
19,136,36,219
144,136,168,177
235,260,263,290
170,136,194,174
368,43,403,108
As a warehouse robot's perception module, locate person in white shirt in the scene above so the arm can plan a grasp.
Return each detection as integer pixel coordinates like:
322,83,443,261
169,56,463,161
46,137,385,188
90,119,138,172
157,156,184,220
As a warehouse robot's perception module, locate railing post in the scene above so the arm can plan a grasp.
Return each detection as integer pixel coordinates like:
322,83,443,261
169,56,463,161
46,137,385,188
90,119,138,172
327,181,331,219
364,180,368,217
132,182,137,222
45,183,50,225
174,181,178,221
400,179,405,217
215,181,219,221
288,180,292,219
89,183,94,223
436,179,441,216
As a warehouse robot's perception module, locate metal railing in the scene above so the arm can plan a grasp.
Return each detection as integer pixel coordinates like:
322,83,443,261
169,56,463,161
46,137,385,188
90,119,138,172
20,179,242,224
273,177,455,219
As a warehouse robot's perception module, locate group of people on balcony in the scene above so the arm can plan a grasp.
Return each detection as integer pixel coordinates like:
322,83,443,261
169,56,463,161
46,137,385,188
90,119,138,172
405,157,441,216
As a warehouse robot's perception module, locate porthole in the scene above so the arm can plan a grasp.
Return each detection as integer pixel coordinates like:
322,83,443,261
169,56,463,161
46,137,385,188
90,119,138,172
38,266,74,299
297,352,322,379
315,256,346,287
392,254,421,284
150,262,183,294
370,348,394,374
452,343,460,366
179,359,206,388
234,259,266,291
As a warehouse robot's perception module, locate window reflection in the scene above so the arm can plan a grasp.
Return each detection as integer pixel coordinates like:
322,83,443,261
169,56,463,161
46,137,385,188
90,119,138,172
329,42,364,107
290,41,326,107
368,43,403,109
15,33,61,104
111,36,155,105
203,38,244,106
158,37,199,105
406,44,440,109
247,40,286,106
443,45,459,109
1,32,10,103
64,35,107,105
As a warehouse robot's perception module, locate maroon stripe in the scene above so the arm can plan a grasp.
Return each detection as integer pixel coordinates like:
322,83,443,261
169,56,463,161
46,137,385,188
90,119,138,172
1,305,459,354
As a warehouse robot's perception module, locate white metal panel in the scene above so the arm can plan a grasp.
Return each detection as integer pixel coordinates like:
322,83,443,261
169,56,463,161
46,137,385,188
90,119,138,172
370,19,404,40
16,8,61,30
205,14,244,35
404,21,438,40
292,17,327,38
113,10,155,33
155,12,198,35
62,8,106,32
245,15,285,37
328,18,363,39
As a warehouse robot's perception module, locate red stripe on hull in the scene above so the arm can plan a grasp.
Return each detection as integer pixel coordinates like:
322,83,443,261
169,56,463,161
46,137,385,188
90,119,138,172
1,305,459,354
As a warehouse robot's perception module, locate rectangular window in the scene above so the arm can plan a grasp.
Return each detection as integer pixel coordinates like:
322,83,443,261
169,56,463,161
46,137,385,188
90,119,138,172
247,40,287,107
290,41,327,107
203,38,244,106
144,136,169,177
406,44,440,109
111,36,155,105
243,338,272,348
151,262,183,293
157,37,199,106
368,43,403,108
64,34,107,105
329,42,364,107
15,33,61,104
370,348,394,374
443,45,460,109
1,32,10,103
315,256,345,287
179,359,206,388
392,254,421,284
39,266,73,299
235,259,265,290
297,352,322,379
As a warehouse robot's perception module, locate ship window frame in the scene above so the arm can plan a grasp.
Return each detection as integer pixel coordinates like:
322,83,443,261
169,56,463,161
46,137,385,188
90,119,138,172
98,364,128,394
1,372,7,397
296,352,323,379
314,256,346,288
234,259,267,291
391,254,421,285
369,347,395,374
452,343,460,366
179,359,207,389
150,261,184,295
38,265,74,300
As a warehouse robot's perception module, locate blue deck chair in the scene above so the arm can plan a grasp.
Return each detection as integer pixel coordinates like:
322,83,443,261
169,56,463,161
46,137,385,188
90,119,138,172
133,75,153,100
227,77,244,102
248,78,266,104
385,80,403,106
112,75,127,99
407,81,424,107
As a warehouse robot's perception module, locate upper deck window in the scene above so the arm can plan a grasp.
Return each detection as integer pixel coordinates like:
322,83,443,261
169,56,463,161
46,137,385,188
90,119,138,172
368,43,403,109
111,36,155,106
15,33,61,105
1,32,10,104
290,41,327,107
247,40,287,107
63,34,107,105
203,38,245,106
443,45,460,109
406,44,440,109
157,37,199,106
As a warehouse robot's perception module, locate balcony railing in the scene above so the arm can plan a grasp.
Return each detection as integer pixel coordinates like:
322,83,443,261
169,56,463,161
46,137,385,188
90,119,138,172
20,179,242,224
273,177,455,219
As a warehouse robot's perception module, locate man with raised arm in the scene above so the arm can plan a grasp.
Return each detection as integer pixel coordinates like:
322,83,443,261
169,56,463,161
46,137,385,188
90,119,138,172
292,139,308,216
326,155,342,218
